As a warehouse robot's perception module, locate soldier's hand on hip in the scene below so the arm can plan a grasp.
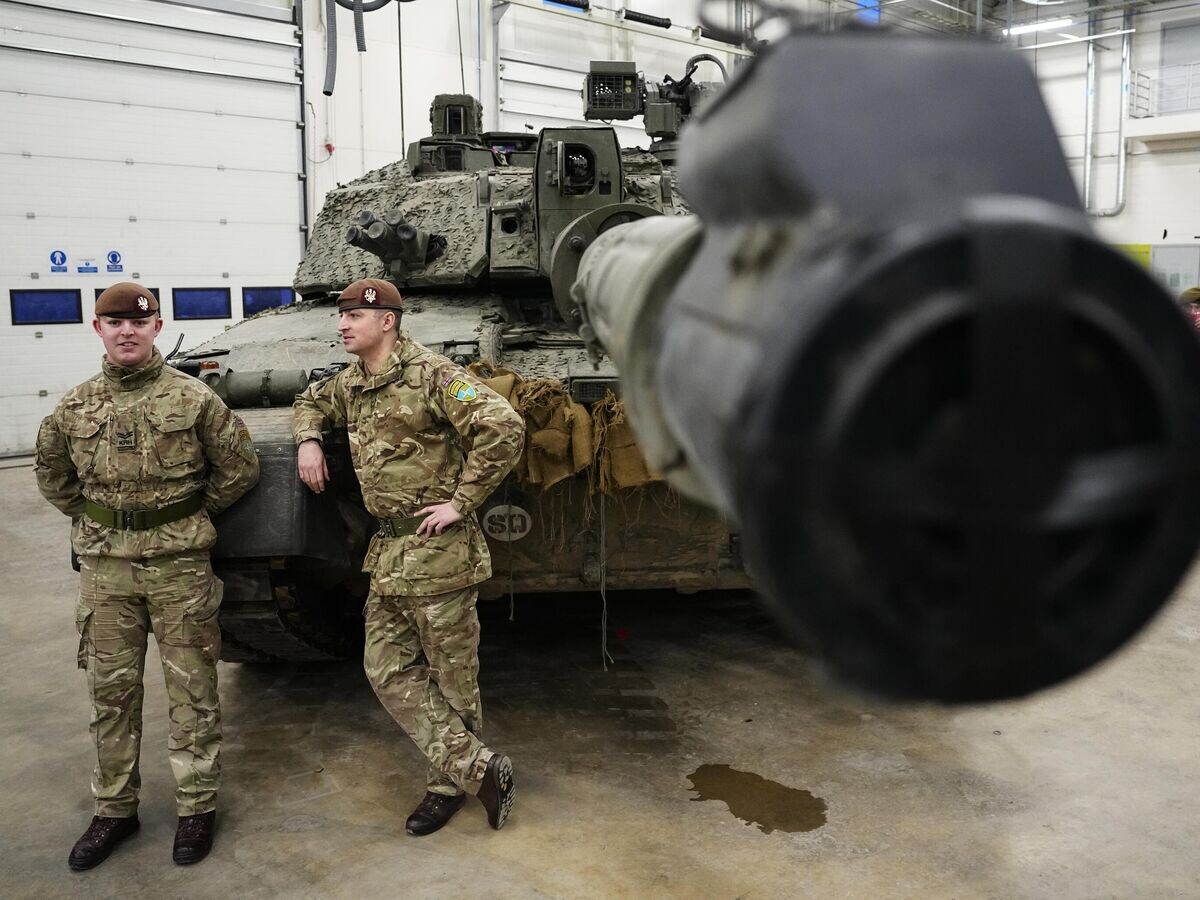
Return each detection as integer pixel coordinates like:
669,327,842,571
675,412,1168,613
416,501,464,537
298,439,330,493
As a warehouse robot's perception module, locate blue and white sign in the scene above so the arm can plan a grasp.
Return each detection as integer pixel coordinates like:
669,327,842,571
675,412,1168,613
77,257,98,274
50,250,68,273
106,250,123,273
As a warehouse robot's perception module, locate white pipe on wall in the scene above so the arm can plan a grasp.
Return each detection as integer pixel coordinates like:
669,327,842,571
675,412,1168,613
1089,11,1133,218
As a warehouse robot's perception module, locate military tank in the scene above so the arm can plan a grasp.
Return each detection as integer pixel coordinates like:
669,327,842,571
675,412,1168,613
179,21,1200,703
174,57,746,663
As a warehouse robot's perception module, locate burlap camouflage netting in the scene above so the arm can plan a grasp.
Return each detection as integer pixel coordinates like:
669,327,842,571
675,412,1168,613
469,364,660,497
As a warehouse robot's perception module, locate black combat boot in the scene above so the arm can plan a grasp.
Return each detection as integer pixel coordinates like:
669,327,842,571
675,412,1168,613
405,791,467,836
68,815,140,871
476,753,515,830
172,810,216,865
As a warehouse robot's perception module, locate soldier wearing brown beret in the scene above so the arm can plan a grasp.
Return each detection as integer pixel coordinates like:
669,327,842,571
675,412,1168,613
93,281,161,319
34,282,260,870
293,277,524,836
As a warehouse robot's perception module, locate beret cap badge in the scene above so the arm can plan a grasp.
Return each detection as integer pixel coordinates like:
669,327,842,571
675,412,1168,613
336,278,402,312
95,281,158,318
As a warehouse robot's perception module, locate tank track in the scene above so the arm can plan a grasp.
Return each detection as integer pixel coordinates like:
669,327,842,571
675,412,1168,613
219,600,341,662
217,562,358,662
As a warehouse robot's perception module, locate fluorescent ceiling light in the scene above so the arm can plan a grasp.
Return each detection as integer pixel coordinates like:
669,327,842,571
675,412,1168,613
1004,17,1074,36
1016,27,1135,51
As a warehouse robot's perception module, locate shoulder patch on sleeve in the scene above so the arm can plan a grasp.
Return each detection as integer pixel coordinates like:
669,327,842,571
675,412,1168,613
446,378,478,403
234,419,257,463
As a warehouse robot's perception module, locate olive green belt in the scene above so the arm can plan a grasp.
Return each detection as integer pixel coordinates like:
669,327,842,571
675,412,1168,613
83,494,203,530
376,514,426,538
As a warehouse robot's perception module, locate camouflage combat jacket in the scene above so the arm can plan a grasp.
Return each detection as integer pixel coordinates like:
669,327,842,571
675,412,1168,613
35,349,260,560
292,334,524,596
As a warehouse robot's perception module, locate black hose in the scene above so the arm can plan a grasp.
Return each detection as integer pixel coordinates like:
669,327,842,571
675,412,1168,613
353,0,366,52
323,0,337,96
687,53,729,82
323,0,398,96
550,0,589,8
334,0,391,11
624,9,671,29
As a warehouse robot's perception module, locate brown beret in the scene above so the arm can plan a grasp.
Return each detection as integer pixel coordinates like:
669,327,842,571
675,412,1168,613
96,282,159,318
337,278,403,312
1180,286,1200,305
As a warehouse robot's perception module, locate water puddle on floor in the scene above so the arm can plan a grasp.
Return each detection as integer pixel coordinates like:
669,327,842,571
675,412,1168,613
687,764,827,835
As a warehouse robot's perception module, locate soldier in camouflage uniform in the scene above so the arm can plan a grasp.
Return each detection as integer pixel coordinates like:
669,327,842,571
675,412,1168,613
34,282,260,870
293,278,523,835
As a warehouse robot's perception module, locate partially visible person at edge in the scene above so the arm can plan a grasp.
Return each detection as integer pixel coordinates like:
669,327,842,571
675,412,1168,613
1180,285,1200,330
292,278,524,836
34,282,260,871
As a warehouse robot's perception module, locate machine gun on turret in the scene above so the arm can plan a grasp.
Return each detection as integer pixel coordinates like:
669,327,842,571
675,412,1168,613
582,56,727,164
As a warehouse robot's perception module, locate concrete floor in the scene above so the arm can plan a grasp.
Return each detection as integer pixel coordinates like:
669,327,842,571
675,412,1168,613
2,462,1199,900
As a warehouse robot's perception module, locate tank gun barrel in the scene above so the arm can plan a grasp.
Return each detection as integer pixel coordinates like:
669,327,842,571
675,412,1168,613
569,29,1200,703
365,220,406,258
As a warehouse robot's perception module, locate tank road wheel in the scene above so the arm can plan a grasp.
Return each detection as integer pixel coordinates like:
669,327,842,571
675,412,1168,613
216,560,365,662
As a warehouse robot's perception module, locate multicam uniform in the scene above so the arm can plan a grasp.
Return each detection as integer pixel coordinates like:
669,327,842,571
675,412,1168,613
292,333,523,797
35,349,259,818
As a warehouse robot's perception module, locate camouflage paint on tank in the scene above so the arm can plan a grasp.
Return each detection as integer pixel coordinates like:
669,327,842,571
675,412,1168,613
295,149,687,298
295,163,488,293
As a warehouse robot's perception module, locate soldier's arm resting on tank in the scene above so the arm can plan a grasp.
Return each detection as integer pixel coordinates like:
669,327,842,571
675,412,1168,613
199,396,261,515
297,439,330,494
292,373,347,443
427,362,525,515
33,412,86,518
292,374,347,493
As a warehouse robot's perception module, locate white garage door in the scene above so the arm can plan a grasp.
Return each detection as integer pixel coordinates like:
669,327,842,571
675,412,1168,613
0,0,303,454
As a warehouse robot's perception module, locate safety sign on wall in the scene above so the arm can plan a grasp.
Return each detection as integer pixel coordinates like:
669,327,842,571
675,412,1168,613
106,251,123,273
49,250,67,273
77,256,98,274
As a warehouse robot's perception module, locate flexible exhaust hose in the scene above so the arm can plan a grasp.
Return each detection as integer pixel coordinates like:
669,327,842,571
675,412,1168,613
323,0,338,96
353,0,366,52
324,0,400,95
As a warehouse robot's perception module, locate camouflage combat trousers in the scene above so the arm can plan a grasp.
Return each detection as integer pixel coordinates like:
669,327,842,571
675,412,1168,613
363,587,493,797
75,553,223,818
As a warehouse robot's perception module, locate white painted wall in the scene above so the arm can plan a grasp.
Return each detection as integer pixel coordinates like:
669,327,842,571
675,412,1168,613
1027,3,1200,247
0,0,303,455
